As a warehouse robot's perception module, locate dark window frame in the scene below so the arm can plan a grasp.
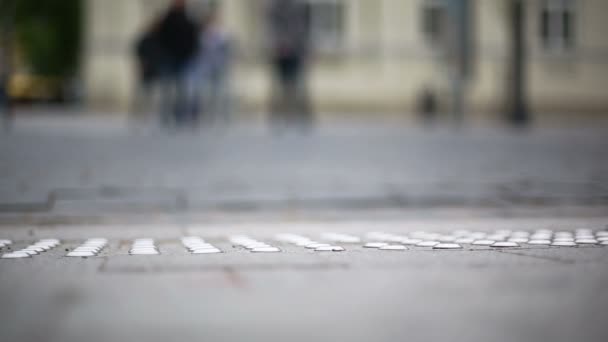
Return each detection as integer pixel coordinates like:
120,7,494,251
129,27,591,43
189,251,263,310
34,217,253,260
421,0,448,47
540,0,576,52
306,0,346,53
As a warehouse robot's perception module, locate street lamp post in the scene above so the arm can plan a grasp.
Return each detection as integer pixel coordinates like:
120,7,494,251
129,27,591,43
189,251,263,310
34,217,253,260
445,0,473,125
508,0,530,126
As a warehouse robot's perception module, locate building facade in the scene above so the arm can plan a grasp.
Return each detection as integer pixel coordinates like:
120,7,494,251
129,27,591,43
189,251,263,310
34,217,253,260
84,0,608,118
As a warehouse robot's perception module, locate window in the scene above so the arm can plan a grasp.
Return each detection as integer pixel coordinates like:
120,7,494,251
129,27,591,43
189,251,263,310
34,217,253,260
264,0,345,55
540,0,575,51
306,0,345,52
421,0,447,46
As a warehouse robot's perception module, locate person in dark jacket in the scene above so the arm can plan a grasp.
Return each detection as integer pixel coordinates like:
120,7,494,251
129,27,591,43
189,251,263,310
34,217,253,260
267,0,314,129
131,17,163,124
156,0,199,128
135,20,163,87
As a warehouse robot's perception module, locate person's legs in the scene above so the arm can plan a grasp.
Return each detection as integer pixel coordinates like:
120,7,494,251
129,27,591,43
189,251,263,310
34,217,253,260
0,82,6,129
159,72,177,129
129,78,152,128
173,77,185,126
282,57,302,123
0,78,13,131
190,82,202,128
271,56,298,125
183,74,202,129
213,75,230,125
293,63,313,128
174,68,200,128
270,59,286,126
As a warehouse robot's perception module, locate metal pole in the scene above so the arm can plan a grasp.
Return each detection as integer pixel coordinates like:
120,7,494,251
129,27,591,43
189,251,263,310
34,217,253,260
509,0,530,125
446,0,470,125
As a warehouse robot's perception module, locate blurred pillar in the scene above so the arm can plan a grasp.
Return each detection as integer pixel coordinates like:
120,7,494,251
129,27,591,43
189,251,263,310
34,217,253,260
83,0,145,112
507,0,530,125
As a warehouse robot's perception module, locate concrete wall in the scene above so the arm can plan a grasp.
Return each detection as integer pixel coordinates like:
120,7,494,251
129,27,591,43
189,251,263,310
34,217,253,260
84,0,143,110
527,0,608,114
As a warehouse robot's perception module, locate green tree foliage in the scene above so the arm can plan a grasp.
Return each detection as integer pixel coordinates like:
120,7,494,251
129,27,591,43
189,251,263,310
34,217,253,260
12,0,82,77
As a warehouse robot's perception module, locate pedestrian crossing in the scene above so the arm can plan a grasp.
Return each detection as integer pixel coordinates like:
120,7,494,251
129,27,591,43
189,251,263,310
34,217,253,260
1,239,60,259
1,229,607,259
67,238,108,257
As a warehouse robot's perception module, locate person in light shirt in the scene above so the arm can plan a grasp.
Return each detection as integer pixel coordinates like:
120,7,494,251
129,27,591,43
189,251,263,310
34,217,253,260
186,3,233,127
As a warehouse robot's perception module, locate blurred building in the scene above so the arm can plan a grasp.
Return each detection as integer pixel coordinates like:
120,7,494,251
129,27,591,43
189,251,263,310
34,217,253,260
84,0,608,117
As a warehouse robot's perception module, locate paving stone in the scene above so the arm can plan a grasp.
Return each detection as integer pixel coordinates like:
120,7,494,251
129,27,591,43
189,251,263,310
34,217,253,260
379,245,408,251
492,241,520,248
433,243,463,250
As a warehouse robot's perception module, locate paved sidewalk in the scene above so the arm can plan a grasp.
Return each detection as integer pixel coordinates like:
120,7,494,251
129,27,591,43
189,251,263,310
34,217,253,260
1,114,607,217
1,114,608,342
1,218,608,342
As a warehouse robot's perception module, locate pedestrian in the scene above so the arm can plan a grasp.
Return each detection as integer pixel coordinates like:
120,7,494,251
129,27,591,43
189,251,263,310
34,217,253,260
0,1,16,131
267,0,314,130
0,74,9,131
417,87,438,125
186,3,232,127
131,16,164,125
155,0,198,129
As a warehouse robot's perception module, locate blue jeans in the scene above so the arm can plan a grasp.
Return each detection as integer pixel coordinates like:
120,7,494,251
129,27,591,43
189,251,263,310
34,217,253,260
159,68,196,128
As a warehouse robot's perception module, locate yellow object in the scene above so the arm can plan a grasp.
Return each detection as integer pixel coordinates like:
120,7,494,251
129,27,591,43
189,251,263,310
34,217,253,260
8,73,62,100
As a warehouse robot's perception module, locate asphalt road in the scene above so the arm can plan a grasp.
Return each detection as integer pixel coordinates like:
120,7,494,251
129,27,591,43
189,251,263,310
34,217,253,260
1,115,608,342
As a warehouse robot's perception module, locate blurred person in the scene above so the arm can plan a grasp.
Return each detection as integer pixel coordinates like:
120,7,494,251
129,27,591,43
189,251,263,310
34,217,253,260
186,3,233,127
0,1,16,131
417,87,438,125
0,59,9,131
155,0,199,129
132,16,164,125
0,42,7,128
267,0,313,130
